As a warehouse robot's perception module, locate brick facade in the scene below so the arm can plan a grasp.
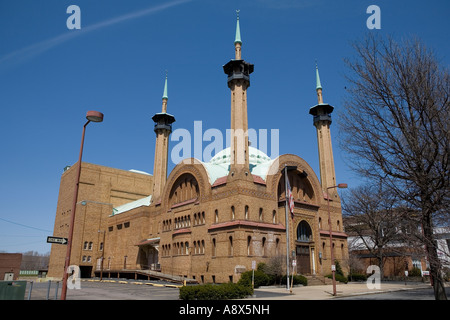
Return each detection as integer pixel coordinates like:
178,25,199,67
48,15,348,283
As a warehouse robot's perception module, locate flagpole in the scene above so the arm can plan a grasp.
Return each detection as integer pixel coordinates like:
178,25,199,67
284,165,290,290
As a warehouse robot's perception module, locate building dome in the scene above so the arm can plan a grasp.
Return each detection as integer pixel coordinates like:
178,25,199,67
201,146,274,185
209,146,271,166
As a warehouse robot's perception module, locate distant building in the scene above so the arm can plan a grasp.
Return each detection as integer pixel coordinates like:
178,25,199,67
0,253,22,281
435,227,450,272
344,216,428,278
48,14,348,283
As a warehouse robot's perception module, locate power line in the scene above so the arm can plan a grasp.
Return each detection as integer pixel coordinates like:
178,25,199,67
0,217,52,232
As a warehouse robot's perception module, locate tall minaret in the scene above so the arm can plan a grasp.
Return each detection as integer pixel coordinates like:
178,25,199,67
223,10,254,180
309,64,337,195
152,75,175,201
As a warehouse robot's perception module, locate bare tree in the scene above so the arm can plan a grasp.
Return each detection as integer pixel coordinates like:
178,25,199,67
342,183,403,279
339,34,449,300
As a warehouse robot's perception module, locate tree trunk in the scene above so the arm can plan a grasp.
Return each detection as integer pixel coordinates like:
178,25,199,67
422,213,447,300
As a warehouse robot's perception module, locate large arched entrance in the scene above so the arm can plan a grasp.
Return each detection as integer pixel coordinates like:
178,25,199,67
295,220,313,275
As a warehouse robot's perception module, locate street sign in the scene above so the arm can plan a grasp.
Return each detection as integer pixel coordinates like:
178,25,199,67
47,236,68,245
251,261,256,270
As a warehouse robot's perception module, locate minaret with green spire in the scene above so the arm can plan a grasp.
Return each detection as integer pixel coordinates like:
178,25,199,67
152,74,175,202
234,10,242,59
309,63,337,195
161,72,168,112
315,63,324,104
223,10,254,181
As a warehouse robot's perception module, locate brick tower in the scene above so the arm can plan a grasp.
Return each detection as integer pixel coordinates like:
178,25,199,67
223,11,254,182
309,64,337,195
151,75,175,202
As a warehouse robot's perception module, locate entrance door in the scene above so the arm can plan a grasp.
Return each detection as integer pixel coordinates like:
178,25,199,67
296,246,311,274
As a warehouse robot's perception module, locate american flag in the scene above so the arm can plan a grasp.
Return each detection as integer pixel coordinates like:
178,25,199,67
286,177,295,219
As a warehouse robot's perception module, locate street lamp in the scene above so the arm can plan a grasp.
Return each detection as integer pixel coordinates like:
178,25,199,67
327,183,347,296
61,111,103,300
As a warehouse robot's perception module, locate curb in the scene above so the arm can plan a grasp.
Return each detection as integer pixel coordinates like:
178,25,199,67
82,279,182,289
331,284,432,299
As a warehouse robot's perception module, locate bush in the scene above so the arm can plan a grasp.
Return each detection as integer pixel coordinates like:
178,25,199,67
348,273,367,282
334,260,344,276
326,273,348,284
408,267,422,277
237,270,270,288
179,283,253,300
281,274,308,286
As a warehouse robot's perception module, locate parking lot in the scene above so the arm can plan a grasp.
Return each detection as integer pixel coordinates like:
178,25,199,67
25,279,181,300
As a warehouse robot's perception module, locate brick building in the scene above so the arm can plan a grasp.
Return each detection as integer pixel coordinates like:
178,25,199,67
0,253,22,281
48,14,348,283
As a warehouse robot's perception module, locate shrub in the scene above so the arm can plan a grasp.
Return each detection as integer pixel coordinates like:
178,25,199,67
179,283,253,300
334,260,344,276
348,273,367,282
408,267,422,277
281,274,308,286
237,270,271,288
326,273,348,284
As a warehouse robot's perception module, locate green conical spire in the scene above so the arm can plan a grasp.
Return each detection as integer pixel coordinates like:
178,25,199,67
162,73,168,100
315,62,322,90
234,10,242,44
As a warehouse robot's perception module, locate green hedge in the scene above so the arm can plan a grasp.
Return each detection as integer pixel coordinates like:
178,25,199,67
347,273,367,282
281,274,308,286
237,270,308,288
326,273,348,284
237,270,271,288
179,283,253,300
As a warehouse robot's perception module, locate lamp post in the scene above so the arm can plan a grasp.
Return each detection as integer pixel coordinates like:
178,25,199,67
326,183,347,296
61,111,103,300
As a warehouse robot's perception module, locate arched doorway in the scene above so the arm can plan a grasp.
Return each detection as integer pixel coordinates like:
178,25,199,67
296,220,313,275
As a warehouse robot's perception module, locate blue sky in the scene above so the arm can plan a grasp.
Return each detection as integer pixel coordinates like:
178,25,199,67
0,0,449,254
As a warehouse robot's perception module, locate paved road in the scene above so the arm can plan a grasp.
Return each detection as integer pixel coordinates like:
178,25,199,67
23,278,448,301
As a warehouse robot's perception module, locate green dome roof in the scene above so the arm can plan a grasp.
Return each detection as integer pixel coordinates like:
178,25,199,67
201,147,274,185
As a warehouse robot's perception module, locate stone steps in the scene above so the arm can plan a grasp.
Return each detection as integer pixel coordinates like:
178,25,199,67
305,275,333,286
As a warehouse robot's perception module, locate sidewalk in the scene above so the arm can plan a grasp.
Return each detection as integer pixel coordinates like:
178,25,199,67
249,281,433,300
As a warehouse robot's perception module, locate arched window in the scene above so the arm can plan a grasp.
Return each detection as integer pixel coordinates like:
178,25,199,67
245,206,249,220
297,220,312,242
212,238,216,257
259,208,263,221
262,237,267,256
272,210,276,223
247,236,252,256
229,236,233,256
231,206,235,220
215,209,219,223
